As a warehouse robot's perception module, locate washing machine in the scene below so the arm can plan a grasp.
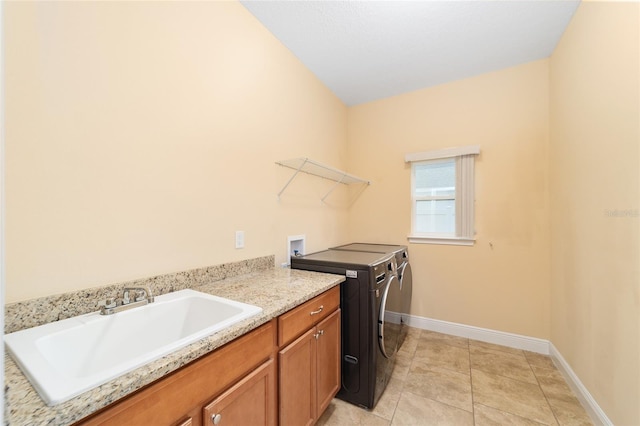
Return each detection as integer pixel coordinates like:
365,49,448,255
331,243,413,348
290,250,399,409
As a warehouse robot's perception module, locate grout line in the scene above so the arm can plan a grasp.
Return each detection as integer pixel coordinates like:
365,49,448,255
473,403,549,426
387,328,419,426
401,389,475,416
468,338,476,425
526,351,562,426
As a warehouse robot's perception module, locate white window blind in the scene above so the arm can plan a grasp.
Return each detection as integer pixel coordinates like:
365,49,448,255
406,146,479,246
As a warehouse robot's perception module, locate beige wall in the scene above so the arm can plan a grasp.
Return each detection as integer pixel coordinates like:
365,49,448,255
549,2,640,424
7,2,640,421
346,60,551,339
5,1,349,303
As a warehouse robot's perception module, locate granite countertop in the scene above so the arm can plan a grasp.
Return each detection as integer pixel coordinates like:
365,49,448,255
5,267,344,426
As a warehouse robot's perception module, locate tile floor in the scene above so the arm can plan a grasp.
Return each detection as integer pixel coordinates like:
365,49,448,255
317,327,593,426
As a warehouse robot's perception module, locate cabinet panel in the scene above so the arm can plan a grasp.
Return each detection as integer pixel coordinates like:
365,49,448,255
279,328,316,426
316,309,341,417
278,286,340,347
203,359,276,426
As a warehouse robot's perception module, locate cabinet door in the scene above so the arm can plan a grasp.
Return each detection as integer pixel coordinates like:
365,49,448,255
316,309,341,418
173,418,194,426
279,328,316,426
203,359,276,426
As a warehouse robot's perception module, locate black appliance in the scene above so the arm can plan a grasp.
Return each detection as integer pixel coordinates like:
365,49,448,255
331,243,413,347
290,250,399,409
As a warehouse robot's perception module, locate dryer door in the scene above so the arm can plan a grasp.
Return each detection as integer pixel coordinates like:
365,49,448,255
378,275,400,358
398,261,413,348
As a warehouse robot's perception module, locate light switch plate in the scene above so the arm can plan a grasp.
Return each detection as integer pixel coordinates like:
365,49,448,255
235,231,244,249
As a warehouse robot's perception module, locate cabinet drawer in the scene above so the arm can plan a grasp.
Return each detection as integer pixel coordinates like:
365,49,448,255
278,286,340,347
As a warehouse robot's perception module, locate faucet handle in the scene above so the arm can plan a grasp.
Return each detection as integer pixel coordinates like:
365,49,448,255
123,286,154,303
134,290,146,302
99,297,117,309
139,286,154,302
122,289,133,305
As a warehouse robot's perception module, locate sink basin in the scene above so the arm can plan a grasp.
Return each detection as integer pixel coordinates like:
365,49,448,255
4,289,262,406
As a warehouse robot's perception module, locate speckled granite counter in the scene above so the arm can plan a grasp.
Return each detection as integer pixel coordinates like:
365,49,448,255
5,267,344,426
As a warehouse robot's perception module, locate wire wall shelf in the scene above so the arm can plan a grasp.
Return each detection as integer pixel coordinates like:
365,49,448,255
276,157,370,201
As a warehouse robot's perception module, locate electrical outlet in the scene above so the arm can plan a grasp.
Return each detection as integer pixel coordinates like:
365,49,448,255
235,231,244,249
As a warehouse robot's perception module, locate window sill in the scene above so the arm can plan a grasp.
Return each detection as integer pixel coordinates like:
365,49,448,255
407,236,475,246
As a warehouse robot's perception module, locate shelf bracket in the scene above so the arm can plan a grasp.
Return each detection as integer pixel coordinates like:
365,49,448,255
277,158,309,199
321,174,346,202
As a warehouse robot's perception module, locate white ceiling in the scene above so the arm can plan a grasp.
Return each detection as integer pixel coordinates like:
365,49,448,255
240,0,580,106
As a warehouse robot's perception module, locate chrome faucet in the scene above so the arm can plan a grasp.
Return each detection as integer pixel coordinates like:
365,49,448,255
99,285,154,315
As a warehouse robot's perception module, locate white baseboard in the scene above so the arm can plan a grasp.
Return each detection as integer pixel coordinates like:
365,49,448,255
549,343,613,426
400,313,611,426
405,313,550,354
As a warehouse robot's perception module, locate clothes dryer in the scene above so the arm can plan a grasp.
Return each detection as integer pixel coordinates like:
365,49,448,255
291,250,399,409
331,243,413,348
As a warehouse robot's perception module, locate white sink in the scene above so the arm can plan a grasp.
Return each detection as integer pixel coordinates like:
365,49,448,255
4,289,262,406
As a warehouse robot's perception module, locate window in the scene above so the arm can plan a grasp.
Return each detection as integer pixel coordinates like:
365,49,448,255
406,146,479,245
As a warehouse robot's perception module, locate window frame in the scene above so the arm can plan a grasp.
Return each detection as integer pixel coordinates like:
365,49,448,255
406,146,479,246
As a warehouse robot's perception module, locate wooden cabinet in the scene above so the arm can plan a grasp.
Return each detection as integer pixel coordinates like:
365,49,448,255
202,359,276,426
278,287,341,425
76,320,277,426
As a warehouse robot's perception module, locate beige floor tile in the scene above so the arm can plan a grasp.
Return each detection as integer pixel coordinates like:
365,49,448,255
404,326,422,338
387,374,407,390
474,403,549,426
470,339,526,356
472,369,557,425
391,351,412,382
397,332,420,358
470,345,538,384
391,391,474,426
531,366,593,425
546,396,593,426
532,366,576,402
421,330,469,349
414,339,470,374
316,398,390,426
525,351,557,369
371,376,403,420
530,364,565,382
404,361,472,411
